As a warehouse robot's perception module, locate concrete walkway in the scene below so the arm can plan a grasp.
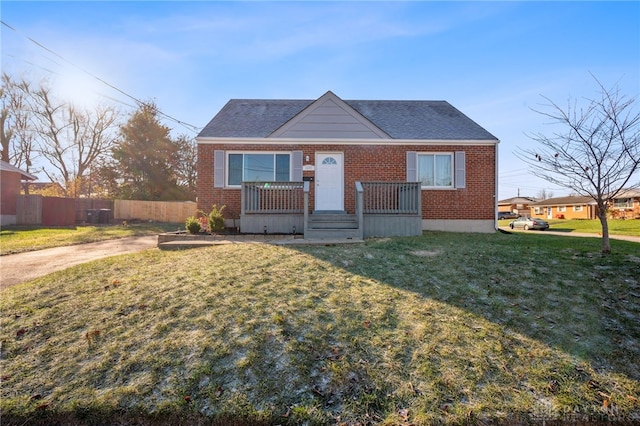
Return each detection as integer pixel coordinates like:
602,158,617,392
498,226,640,243
0,234,365,290
0,235,158,290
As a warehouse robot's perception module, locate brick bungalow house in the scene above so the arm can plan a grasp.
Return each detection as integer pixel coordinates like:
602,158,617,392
498,196,537,218
610,189,640,219
196,91,499,238
530,196,598,220
0,160,37,226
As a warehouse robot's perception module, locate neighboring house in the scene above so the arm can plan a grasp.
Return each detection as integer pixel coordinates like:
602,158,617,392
530,196,598,220
0,160,37,226
497,196,537,218
609,189,640,219
25,181,66,197
196,91,499,238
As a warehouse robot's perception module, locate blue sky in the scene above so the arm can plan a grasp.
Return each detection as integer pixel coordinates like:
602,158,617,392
2,1,639,199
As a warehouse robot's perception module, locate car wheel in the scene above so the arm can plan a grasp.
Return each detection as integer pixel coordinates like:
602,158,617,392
524,225,529,230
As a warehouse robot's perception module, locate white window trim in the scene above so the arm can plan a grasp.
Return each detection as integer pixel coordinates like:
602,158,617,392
613,198,632,209
558,206,566,212
573,205,583,212
225,151,292,188
417,152,454,189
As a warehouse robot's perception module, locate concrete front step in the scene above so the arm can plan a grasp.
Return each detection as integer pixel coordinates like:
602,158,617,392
304,227,362,240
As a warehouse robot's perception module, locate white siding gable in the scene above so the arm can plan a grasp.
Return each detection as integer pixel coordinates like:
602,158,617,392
270,91,389,139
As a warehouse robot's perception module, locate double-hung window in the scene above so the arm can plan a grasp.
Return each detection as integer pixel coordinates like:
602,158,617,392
613,198,632,209
227,153,291,186
417,153,453,188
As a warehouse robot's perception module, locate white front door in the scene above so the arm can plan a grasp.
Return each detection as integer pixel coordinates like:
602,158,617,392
315,153,344,211
547,207,553,219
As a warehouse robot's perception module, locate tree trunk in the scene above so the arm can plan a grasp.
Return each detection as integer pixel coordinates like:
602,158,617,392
597,208,611,254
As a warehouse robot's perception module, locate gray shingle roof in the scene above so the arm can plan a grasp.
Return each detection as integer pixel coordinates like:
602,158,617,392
532,196,597,206
198,97,498,140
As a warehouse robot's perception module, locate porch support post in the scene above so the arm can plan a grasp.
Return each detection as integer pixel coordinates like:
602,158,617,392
241,183,246,216
356,181,364,240
303,181,310,238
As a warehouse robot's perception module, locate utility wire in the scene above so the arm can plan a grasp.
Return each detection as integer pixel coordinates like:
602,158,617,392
1,19,201,134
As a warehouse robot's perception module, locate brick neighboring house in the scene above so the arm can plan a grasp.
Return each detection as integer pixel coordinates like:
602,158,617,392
610,189,640,219
1,160,37,226
498,196,537,218
530,196,598,220
197,91,499,238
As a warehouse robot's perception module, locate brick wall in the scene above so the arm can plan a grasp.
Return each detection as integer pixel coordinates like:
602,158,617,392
1,171,21,216
197,143,496,221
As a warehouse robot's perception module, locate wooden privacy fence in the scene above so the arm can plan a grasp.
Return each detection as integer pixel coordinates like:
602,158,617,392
16,195,78,226
114,200,197,223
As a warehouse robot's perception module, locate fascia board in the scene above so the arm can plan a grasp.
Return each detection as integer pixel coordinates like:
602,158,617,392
196,137,499,146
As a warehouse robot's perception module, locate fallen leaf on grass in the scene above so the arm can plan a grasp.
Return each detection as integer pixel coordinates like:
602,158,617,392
16,328,27,337
184,395,191,403
398,408,409,421
588,379,601,389
85,330,101,340
215,386,223,398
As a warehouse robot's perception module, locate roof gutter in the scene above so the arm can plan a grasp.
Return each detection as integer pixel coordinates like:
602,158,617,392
196,137,500,147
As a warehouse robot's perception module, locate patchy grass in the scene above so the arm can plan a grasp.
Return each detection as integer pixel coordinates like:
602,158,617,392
1,232,639,425
543,219,640,237
0,223,181,255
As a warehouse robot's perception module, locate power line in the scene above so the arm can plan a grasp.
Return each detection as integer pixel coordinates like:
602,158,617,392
1,19,201,134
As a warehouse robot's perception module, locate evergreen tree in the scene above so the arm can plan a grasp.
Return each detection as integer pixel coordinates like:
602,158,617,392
111,103,189,200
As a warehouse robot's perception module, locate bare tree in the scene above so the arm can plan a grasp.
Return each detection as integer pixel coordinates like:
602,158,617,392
536,188,554,200
30,85,119,197
174,134,197,200
0,73,38,182
517,76,640,253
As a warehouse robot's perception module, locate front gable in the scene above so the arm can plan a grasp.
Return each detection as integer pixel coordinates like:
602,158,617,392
269,91,390,139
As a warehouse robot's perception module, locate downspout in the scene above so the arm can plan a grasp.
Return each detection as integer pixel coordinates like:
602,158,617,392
495,140,500,231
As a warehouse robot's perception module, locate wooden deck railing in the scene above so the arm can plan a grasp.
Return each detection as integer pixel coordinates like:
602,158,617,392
360,182,421,214
241,182,305,214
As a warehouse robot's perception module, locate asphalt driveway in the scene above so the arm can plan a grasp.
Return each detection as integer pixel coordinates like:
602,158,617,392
0,235,158,290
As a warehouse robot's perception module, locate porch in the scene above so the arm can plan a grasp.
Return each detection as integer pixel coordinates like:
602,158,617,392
240,181,422,239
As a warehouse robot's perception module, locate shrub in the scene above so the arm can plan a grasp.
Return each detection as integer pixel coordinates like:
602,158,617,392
185,216,201,234
208,204,226,233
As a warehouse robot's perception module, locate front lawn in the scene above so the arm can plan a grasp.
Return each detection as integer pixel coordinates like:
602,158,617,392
0,223,182,255
1,232,639,425
545,219,640,237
